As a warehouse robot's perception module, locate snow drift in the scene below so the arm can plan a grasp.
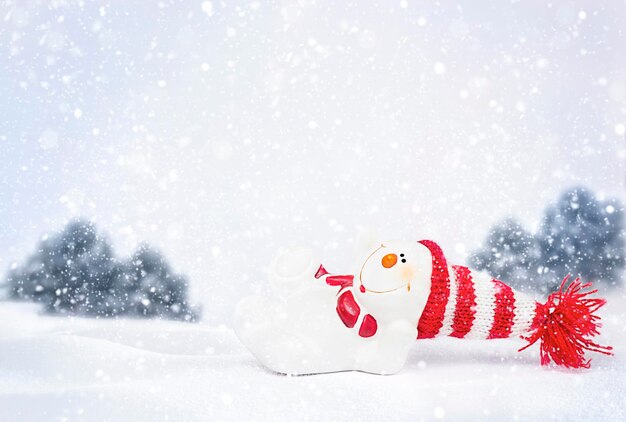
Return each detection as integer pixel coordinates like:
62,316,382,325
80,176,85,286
0,293,623,421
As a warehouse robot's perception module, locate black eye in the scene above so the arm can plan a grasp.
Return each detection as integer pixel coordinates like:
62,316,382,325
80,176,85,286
401,259,406,263
400,253,404,257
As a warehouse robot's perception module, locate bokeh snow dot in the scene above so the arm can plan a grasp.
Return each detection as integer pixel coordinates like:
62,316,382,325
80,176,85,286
213,143,233,160
201,1,213,16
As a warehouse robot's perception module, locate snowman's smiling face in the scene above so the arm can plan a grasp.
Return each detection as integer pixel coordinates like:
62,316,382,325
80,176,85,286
358,244,417,294
355,241,433,323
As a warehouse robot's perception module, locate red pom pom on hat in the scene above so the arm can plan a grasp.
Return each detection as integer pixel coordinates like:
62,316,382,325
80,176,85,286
519,275,613,369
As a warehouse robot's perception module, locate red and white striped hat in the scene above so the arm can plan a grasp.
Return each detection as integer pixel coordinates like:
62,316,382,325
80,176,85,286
415,239,535,341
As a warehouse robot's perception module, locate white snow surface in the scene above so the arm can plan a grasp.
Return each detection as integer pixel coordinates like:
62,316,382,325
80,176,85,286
1,291,624,422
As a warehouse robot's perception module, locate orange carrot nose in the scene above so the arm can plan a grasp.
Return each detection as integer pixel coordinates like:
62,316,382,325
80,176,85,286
381,253,398,268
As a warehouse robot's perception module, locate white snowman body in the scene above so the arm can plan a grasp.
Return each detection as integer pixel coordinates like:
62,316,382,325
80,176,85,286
235,240,434,375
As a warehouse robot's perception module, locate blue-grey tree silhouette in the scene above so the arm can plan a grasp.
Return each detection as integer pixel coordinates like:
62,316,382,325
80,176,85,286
470,187,624,293
6,220,199,321
470,218,541,291
536,187,625,292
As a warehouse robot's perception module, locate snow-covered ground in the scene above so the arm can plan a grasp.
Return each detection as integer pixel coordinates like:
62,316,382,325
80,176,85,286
1,290,624,422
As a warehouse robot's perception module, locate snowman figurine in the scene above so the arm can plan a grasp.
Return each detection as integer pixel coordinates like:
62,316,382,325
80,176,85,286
235,238,611,375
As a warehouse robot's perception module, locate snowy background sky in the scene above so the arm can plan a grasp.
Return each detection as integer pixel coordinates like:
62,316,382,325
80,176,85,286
1,0,625,323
